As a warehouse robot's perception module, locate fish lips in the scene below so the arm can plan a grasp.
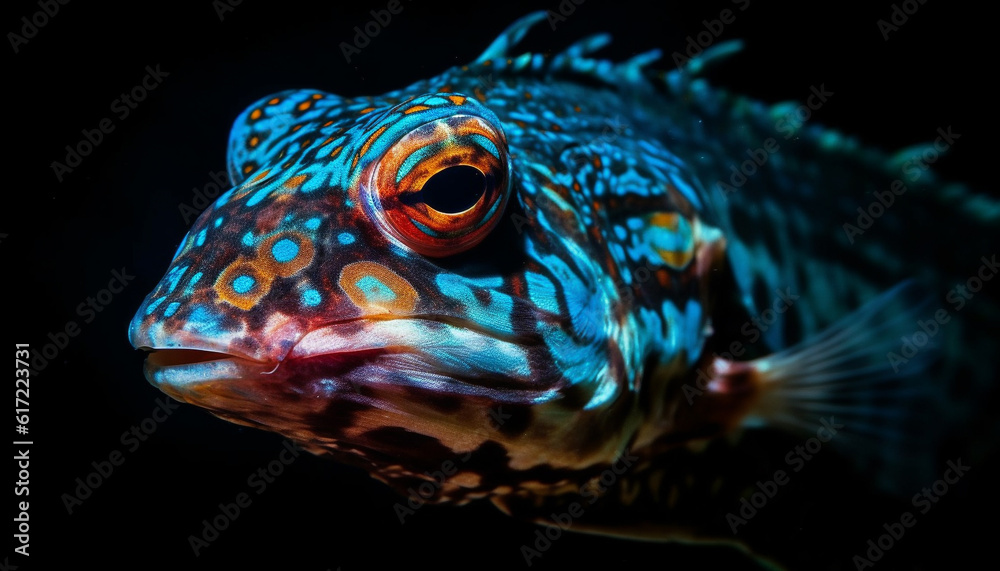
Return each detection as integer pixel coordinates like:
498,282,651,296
140,317,556,405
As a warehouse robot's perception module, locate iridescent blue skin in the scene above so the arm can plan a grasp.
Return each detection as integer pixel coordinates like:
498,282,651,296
129,12,995,543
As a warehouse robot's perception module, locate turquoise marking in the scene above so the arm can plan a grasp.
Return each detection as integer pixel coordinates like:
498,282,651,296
305,217,321,230
233,275,255,294
302,288,321,306
165,266,188,294
525,271,560,314
412,219,441,238
466,133,500,159
337,232,356,245
164,302,181,318
214,217,223,228
271,238,300,262
145,297,165,316
196,229,207,247
436,274,514,334
356,275,397,303
396,142,442,183
242,232,254,247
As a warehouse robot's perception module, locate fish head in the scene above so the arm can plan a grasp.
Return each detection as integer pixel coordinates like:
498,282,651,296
128,84,650,503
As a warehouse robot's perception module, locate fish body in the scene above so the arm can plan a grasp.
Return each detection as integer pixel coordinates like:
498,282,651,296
128,12,995,561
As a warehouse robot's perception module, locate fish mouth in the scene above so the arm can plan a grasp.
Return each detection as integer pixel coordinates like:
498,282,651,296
140,316,553,402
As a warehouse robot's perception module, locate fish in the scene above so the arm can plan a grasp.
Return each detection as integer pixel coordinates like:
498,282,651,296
128,11,997,566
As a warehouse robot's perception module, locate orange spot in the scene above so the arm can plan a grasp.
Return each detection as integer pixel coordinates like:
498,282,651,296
447,95,466,105
251,169,271,182
524,92,532,99
592,156,602,168
320,137,334,147
515,120,527,128
300,139,311,149
573,105,581,112
359,107,375,114
551,124,561,131
461,66,469,71
291,124,303,132
283,174,308,190
482,60,492,66
259,232,314,278
249,136,259,147
338,261,418,315
572,182,581,191
322,120,334,127
250,109,262,120
214,258,274,311
403,104,431,114
473,87,487,102
268,97,281,105
243,164,254,175
358,125,387,159
330,145,343,158
437,85,452,93
311,93,323,100
649,212,680,230
297,101,312,112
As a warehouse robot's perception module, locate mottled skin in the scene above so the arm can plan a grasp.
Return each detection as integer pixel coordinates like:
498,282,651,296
129,12,997,551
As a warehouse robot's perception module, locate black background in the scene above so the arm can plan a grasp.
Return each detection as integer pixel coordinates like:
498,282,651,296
5,0,996,569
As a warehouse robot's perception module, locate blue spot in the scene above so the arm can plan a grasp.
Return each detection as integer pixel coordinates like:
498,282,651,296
233,275,255,294
195,229,207,247
305,217,321,230
214,217,223,228
145,297,166,315
302,288,321,306
164,302,181,317
166,266,188,293
271,238,299,262
242,232,254,247
356,276,397,303
190,272,203,287
337,232,355,245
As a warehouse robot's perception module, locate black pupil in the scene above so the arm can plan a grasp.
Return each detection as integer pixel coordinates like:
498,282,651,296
419,165,487,213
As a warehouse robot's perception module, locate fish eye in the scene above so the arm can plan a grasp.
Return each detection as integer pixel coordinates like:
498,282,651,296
363,114,511,257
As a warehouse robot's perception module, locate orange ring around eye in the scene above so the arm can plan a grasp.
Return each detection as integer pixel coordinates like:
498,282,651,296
364,115,511,257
